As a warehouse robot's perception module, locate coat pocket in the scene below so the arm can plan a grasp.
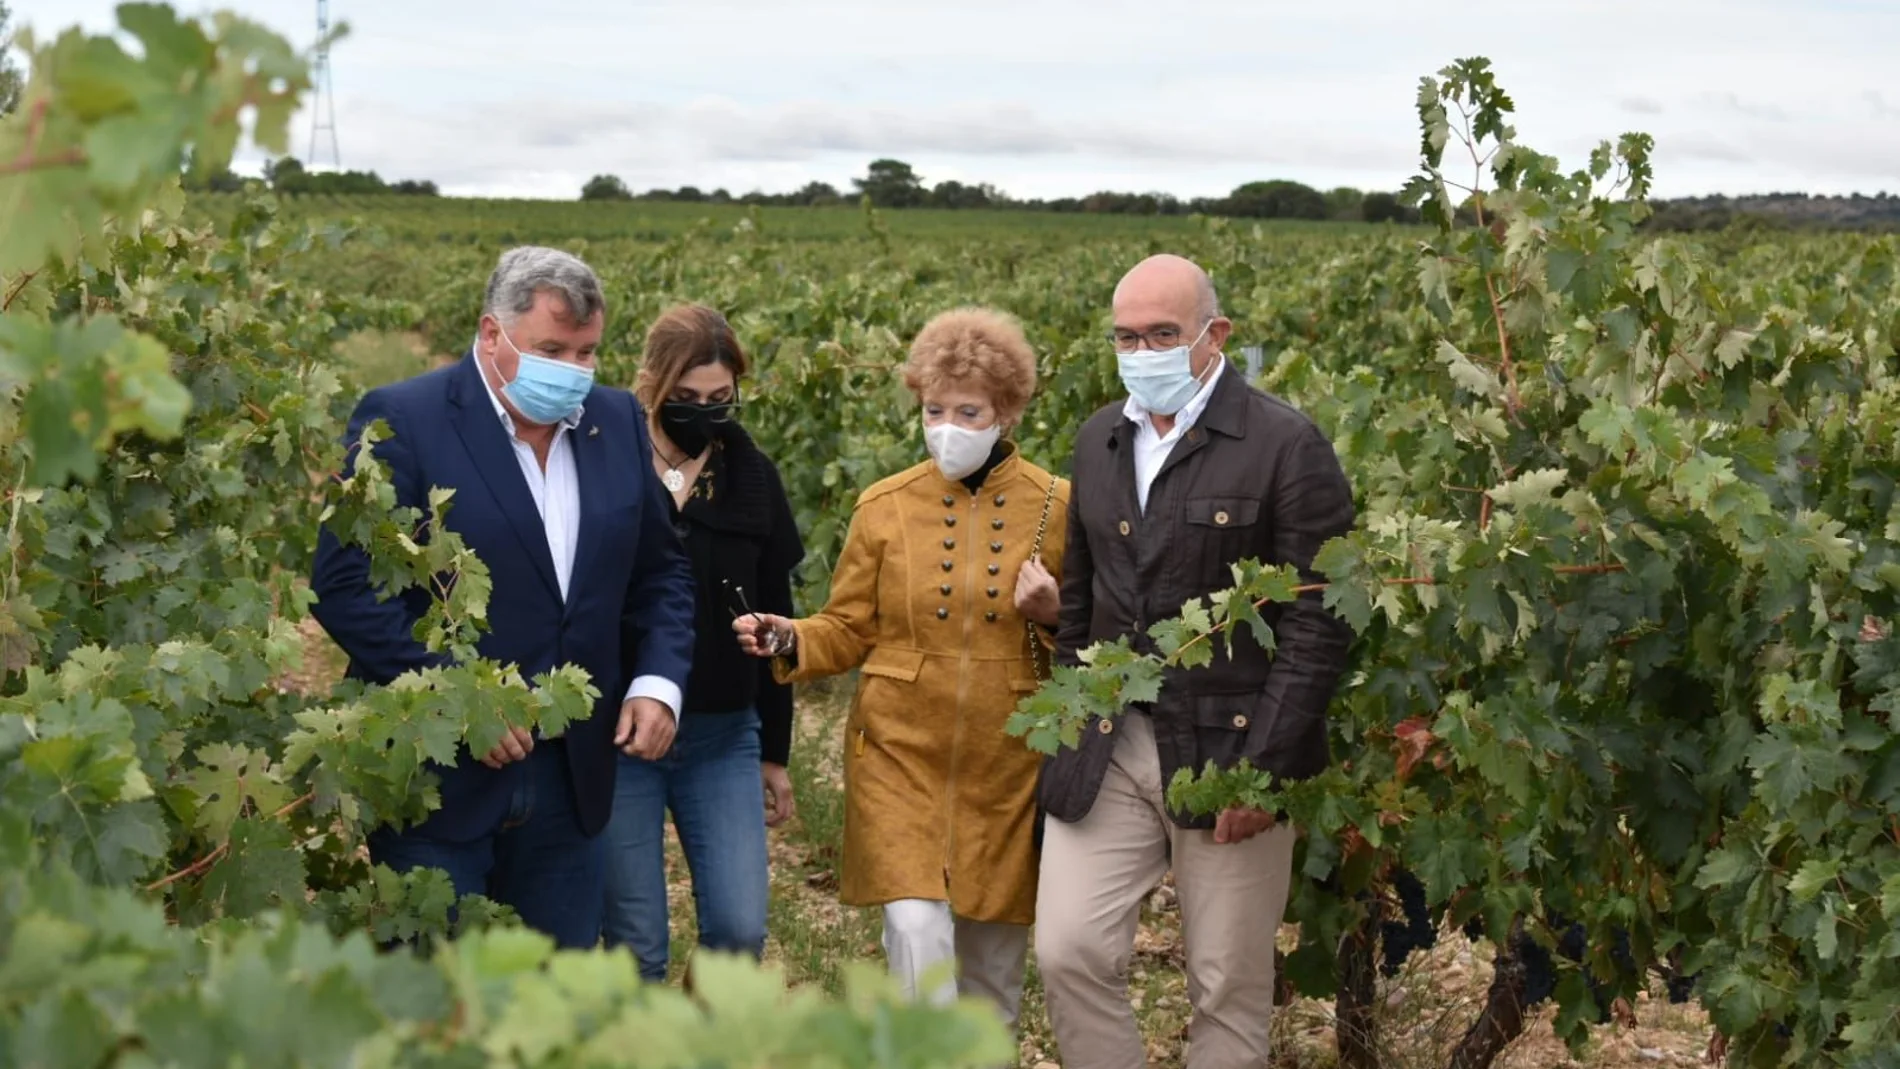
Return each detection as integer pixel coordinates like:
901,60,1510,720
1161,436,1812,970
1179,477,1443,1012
1184,496,1261,530
1187,693,1258,771
1183,496,1264,583
860,646,925,683
849,647,926,762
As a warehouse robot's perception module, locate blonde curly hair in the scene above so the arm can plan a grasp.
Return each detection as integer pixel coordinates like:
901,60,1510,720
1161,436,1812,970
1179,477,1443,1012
901,307,1038,427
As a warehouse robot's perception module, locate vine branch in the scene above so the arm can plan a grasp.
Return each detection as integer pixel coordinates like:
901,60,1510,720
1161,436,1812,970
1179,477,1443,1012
2,272,36,312
0,100,89,177
143,790,316,892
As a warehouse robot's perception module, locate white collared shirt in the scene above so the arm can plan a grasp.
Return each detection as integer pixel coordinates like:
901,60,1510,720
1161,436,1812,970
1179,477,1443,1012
1123,354,1226,514
478,353,681,720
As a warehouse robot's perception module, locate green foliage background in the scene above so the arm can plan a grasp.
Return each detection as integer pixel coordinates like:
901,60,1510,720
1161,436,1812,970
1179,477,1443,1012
1,3,1897,1068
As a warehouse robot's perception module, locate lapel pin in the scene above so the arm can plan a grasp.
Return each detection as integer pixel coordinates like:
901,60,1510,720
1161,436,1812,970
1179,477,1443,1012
588,426,600,437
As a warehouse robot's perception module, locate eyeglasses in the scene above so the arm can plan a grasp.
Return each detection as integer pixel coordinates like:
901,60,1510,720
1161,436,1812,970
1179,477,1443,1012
664,396,743,422
1106,321,1209,354
723,579,783,655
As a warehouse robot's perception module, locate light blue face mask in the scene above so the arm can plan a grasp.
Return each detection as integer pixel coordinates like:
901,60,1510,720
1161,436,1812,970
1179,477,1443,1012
492,323,595,425
1117,320,1212,416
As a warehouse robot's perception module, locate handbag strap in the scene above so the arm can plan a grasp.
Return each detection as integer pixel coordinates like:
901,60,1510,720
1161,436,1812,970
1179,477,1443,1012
1024,474,1059,678
1030,473,1057,558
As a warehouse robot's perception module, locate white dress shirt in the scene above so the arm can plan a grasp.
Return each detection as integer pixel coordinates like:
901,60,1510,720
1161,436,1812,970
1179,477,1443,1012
479,361,682,720
1123,354,1226,514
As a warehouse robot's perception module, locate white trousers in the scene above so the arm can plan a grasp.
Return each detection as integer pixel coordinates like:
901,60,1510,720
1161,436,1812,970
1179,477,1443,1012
881,899,1031,1032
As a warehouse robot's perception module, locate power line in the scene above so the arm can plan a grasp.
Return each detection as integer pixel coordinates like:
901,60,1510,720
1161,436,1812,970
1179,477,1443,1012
307,0,340,169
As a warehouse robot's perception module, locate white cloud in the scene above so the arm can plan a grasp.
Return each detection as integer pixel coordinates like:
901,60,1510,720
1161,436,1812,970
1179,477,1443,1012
13,0,1900,199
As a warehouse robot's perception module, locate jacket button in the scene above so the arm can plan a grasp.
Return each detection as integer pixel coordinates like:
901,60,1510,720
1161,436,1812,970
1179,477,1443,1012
942,559,954,572
990,541,1003,553
943,495,956,506
993,494,1006,507
1098,719,1114,735
985,611,998,623
943,537,956,549
1215,510,1230,526
937,607,950,620
945,516,957,527
988,564,1000,575
991,518,1005,530
986,587,999,598
1232,714,1249,729
940,584,953,595
1118,521,1130,536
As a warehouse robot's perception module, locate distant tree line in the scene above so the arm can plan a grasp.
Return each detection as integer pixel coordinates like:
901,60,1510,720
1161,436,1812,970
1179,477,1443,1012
582,158,1423,224
1641,191,1900,233
184,156,440,196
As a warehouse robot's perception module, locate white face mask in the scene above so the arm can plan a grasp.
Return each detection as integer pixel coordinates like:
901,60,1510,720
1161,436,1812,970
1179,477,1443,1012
925,421,1001,481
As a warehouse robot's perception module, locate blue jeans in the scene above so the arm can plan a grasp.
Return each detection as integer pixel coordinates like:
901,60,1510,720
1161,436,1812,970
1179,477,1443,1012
366,740,606,950
602,709,770,981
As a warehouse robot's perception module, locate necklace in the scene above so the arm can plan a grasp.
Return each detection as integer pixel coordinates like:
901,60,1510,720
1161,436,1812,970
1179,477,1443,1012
655,441,694,494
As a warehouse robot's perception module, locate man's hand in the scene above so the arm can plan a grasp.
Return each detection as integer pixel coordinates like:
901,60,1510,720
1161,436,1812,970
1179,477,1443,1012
1213,806,1276,845
479,724,535,769
732,612,794,658
762,762,796,827
615,697,677,760
1013,555,1060,627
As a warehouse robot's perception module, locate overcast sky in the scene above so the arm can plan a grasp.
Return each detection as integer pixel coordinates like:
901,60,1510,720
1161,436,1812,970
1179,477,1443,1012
15,0,1898,202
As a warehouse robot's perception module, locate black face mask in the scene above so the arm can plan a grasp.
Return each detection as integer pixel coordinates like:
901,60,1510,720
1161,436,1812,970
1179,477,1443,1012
659,400,738,458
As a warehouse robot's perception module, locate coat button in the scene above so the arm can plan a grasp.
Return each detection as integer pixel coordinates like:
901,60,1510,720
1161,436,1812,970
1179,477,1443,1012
945,516,957,527
1232,714,1249,729
936,607,949,620
942,559,954,572
943,495,956,506
1215,510,1230,526
940,584,953,595
943,537,956,549
985,611,998,622
988,564,1000,576
993,494,1006,507
986,587,999,598
991,518,1005,530
990,541,1003,553
1098,719,1114,734
1118,521,1130,536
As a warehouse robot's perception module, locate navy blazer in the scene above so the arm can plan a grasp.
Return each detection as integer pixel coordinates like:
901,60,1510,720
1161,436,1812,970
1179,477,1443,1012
310,353,696,840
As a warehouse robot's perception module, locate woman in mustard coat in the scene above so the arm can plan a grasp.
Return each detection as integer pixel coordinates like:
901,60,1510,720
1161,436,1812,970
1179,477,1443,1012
734,307,1067,1032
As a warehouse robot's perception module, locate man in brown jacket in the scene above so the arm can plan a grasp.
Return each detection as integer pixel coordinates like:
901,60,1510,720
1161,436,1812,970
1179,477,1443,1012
1035,254,1356,1068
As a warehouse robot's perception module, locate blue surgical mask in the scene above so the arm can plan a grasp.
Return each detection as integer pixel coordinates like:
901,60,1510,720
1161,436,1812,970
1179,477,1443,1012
491,324,595,425
1117,321,1212,416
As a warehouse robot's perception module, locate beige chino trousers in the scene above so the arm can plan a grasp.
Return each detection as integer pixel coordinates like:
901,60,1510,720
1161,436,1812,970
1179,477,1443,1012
1035,712,1296,1069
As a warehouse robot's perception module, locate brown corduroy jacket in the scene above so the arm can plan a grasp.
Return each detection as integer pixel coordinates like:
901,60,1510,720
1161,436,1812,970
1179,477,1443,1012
1039,366,1356,830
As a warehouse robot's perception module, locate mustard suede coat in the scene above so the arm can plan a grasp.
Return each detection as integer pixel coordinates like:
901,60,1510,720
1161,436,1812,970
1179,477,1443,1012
776,445,1069,925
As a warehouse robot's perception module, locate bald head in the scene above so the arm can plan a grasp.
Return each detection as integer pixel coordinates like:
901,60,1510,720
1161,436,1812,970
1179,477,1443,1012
1110,253,1230,378
1113,254,1219,322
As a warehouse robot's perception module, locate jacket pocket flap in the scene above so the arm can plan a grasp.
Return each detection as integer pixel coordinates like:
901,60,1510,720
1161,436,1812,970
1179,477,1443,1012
1185,497,1261,528
1008,674,1042,694
861,647,926,682
1191,696,1259,732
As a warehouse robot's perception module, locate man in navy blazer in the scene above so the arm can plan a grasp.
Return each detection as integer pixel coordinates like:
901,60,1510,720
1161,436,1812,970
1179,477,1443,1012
311,246,695,949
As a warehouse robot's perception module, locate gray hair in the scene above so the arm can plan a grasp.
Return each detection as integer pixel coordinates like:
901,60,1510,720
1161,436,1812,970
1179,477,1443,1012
481,246,606,327
1197,273,1221,324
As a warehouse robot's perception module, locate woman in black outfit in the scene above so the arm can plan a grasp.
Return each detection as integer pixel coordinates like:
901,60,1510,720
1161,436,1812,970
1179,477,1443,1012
602,303,804,982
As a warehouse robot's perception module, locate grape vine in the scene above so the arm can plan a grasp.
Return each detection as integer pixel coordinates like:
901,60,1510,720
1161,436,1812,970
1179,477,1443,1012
5,3,1897,1066
0,5,1013,1066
